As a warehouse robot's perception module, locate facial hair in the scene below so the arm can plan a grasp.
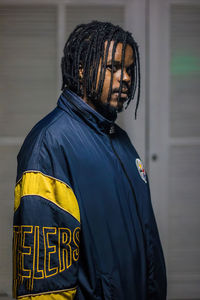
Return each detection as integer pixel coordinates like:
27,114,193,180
91,97,118,122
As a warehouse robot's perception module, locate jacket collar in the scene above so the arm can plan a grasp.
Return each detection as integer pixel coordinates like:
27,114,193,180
57,89,115,135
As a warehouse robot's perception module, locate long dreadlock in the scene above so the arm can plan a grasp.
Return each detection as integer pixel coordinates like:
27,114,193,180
61,21,140,119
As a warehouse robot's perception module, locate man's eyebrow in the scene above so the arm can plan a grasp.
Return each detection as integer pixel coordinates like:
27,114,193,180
106,60,121,65
106,60,135,67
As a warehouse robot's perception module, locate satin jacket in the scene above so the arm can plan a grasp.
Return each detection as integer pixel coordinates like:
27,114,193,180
13,89,167,300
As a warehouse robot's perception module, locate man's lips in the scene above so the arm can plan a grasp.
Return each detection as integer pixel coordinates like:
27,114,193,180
113,91,128,99
113,89,128,94
121,92,128,97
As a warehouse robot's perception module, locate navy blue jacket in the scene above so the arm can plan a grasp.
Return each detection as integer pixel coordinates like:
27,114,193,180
13,89,167,300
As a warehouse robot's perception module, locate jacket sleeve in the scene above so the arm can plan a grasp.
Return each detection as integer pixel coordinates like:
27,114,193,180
13,170,80,300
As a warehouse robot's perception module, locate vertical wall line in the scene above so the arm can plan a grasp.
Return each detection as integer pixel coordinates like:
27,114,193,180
57,3,66,96
145,0,150,173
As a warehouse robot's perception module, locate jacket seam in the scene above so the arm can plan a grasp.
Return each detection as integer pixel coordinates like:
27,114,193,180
15,170,73,190
15,170,80,223
20,194,81,223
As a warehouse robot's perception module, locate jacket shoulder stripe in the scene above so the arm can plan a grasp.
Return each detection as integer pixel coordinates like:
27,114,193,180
14,171,80,223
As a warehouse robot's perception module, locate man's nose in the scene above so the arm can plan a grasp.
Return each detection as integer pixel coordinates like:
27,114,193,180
121,69,131,85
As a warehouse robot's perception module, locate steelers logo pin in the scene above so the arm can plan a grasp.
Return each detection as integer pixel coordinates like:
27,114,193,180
135,158,147,183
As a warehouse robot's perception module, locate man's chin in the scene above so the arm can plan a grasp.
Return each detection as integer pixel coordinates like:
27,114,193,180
110,98,126,114
91,99,117,121
116,103,124,113
99,103,118,121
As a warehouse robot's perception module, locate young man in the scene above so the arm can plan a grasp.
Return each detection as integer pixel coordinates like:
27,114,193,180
13,21,167,299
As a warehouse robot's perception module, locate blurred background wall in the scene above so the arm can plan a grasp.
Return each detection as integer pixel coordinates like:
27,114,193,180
0,0,199,299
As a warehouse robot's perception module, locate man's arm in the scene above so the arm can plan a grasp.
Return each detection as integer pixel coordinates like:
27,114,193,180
13,171,80,300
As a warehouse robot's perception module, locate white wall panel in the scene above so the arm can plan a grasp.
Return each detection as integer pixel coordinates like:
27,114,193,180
65,5,124,37
149,1,200,299
168,5,200,298
0,6,57,297
0,6,57,137
170,5,200,138
0,144,21,297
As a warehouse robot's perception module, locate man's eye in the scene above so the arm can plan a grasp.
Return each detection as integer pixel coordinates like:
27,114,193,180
106,65,117,72
127,65,134,75
126,68,131,76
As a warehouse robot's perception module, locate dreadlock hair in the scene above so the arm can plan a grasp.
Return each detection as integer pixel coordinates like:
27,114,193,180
61,21,140,119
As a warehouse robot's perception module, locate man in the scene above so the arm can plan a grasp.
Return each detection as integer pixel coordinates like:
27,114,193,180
13,21,167,299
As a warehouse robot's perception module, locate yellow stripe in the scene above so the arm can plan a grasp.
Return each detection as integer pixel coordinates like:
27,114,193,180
18,288,77,299
14,171,80,223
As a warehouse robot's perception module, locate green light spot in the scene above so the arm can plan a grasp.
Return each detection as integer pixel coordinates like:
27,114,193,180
171,54,200,76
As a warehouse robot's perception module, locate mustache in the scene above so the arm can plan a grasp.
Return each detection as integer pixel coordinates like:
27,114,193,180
112,84,130,95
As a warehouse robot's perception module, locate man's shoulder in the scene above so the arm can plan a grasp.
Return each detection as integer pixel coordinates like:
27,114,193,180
16,107,75,181
19,108,62,149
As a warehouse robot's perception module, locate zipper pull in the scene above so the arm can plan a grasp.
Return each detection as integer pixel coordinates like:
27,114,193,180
109,124,115,135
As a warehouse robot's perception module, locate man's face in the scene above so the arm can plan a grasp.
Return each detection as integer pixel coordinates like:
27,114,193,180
83,41,134,116
98,41,134,112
